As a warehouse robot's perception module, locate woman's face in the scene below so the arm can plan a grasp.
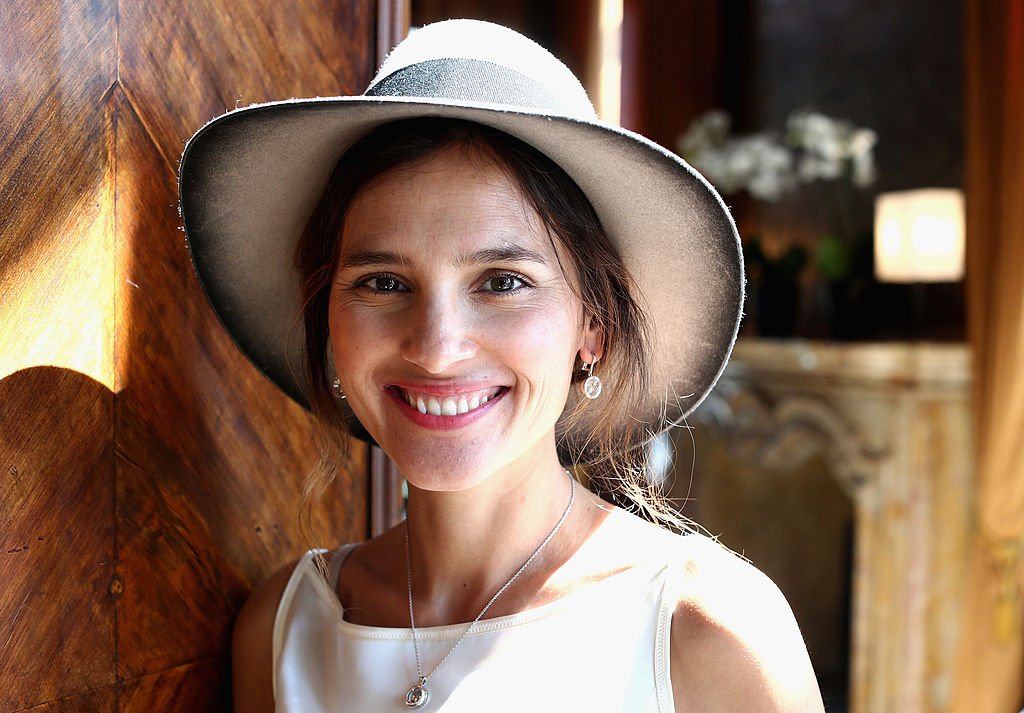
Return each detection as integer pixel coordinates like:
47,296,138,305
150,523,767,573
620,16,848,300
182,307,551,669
328,146,599,491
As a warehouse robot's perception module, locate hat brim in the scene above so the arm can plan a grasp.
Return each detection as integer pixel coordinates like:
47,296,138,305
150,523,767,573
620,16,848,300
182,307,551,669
179,95,744,447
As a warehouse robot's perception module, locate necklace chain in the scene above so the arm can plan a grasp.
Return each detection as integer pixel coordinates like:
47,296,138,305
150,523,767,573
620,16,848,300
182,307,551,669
403,473,576,706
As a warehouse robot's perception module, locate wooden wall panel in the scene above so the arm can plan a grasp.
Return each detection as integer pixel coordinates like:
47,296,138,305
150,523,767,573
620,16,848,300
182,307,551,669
2,0,383,709
118,660,228,713
112,0,376,697
117,0,375,166
17,688,117,713
0,1,118,711
0,369,116,711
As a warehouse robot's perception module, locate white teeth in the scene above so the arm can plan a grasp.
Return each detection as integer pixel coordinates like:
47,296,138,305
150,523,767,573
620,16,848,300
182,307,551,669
400,388,501,416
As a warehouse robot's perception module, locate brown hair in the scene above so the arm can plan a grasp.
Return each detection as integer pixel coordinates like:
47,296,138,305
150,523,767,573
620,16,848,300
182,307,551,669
295,118,688,529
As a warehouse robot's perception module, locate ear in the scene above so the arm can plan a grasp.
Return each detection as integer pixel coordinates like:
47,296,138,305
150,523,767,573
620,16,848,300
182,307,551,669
578,315,605,365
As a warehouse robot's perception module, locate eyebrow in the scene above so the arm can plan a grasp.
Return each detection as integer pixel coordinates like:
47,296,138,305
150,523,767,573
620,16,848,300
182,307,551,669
337,244,549,270
337,250,403,269
458,245,548,266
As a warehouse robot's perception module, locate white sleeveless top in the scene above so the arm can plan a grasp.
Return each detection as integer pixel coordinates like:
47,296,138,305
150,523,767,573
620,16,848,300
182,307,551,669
272,541,680,712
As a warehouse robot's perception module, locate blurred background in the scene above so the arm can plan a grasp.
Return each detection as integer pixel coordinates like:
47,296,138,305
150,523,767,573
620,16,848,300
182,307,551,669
1,1,1020,712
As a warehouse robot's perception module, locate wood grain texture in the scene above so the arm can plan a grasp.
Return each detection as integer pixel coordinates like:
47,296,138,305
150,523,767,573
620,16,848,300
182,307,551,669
2,0,379,708
0,369,116,711
118,659,228,713
117,0,375,170
0,0,116,311
13,686,117,713
0,1,118,710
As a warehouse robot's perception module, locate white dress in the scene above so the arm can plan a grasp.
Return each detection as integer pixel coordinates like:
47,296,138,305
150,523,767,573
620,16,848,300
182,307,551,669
272,524,681,712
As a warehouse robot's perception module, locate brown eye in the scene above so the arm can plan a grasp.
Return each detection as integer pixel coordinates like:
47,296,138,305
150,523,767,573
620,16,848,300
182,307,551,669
371,275,405,292
483,274,524,293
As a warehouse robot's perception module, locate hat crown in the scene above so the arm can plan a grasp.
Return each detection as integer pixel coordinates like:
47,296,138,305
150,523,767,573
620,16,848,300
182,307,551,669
365,20,598,120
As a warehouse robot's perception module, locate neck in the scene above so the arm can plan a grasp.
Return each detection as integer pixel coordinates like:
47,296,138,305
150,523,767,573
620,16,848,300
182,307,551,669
404,452,575,625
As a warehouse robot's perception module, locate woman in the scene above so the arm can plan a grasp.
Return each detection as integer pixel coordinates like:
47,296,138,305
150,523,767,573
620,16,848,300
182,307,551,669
179,19,825,713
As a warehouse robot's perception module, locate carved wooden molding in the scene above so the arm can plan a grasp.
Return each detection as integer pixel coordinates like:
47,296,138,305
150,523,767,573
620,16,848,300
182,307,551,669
700,385,888,500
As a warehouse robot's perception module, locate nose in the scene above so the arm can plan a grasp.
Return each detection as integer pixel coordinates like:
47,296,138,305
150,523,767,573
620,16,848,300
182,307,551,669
400,294,478,373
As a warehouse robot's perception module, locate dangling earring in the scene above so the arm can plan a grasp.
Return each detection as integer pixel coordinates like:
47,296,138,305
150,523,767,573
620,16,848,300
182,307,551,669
580,359,602,400
331,378,346,400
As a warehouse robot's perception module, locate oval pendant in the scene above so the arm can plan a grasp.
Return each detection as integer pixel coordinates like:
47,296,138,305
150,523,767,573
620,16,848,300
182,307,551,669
581,374,602,400
405,682,430,708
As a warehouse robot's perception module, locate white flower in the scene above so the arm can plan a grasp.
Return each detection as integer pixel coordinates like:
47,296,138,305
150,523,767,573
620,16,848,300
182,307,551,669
848,128,878,159
676,108,877,199
847,128,878,187
798,153,843,182
743,136,795,201
677,110,731,156
851,151,876,187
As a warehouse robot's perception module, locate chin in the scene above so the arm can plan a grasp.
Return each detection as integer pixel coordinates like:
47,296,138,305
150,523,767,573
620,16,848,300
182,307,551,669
397,457,496,494
389,425,557,495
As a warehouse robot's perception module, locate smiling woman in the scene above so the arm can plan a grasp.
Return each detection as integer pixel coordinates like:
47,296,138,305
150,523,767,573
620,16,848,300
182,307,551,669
299,118,650,499
332,131,610,489
177,19,824,713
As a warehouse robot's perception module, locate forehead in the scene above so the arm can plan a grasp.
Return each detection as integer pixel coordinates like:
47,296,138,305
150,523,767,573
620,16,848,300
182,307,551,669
340,147,555,260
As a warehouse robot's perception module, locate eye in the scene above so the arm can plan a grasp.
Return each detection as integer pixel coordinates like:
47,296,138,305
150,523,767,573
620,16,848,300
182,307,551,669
480,273,527,294
355,273,408,293
373,275,401,292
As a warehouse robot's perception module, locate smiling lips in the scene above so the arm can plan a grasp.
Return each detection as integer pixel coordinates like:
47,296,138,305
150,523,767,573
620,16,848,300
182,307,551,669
394,386,505,416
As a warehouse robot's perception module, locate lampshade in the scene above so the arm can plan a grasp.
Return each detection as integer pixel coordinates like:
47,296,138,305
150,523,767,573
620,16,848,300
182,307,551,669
874,188,965,283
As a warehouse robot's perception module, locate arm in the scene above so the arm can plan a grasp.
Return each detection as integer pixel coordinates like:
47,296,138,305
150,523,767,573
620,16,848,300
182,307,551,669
669,539,825,713
231,559,299,713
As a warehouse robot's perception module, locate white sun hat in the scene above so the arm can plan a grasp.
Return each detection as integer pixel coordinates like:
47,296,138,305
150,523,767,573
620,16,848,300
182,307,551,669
178,19,744,444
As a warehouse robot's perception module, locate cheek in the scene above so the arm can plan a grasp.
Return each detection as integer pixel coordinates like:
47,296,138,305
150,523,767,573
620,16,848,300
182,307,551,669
481,306,582,376
327,303,380,375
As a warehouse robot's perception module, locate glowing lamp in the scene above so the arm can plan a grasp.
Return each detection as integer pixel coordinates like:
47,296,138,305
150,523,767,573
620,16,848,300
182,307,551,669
874,189,965,283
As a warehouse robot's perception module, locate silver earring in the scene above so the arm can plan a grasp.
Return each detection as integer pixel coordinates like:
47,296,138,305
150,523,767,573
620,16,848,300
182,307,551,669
331,378,346,400
580,359,602,400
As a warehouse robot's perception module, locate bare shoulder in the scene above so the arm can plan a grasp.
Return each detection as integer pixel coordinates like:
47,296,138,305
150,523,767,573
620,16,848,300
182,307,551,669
232,556,304,713
670,534,825,713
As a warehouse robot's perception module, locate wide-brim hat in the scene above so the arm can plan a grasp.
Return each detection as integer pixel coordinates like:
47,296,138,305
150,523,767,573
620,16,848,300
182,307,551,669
178,19,744,447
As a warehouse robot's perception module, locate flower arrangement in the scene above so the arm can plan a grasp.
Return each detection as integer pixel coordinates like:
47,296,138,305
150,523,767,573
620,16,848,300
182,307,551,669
678,109,878,202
